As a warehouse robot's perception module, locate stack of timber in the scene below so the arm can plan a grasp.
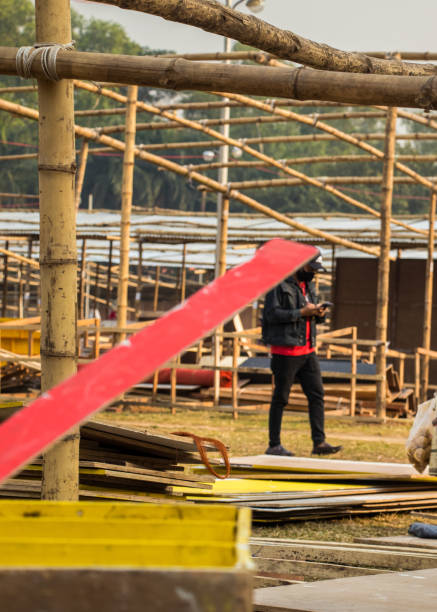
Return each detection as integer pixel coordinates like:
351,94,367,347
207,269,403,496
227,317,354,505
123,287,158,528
178,455,437,522
250,536,437,588
0,421,217,502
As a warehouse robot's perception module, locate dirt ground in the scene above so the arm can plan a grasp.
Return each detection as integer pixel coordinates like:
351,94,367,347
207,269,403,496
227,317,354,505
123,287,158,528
101,407,437,542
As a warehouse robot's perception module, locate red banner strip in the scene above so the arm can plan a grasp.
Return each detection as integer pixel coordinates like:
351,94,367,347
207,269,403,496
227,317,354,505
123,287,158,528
0,239,315,484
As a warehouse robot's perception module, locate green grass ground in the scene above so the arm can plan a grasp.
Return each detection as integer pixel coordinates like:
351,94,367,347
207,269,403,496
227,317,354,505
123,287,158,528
102,407,437,542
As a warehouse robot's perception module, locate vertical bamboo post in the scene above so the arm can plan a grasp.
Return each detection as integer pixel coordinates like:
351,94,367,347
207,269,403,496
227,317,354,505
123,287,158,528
415,350,421,400
170,361,177,415
78,238,87,319
18,262,24,319
93,262,100,317
38,0,79,501
24,238,33,316
75,139,89,210
106,240,113,318
180,243,187,302
2,241,9,317
350,326,357,417
116,85,138,343
214,196,230,406
232,335,240,420
420,191,436,403
153,265,160,312
375,103,398,419
136,240,143,319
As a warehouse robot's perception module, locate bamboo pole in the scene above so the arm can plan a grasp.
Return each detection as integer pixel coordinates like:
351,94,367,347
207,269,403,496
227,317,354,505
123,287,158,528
95,110,388,135
24,238,33,316
136,240,143,319
3,46,437,108
189,153,437,171
38,0,79,502
116,85,138,342
180,243,187,302
226,176,437,189
232,335,239,420
92,132,437,152
0,153,38,161
0,246,39,268
2,241,9,317
105,239,113,318
75,139,89,210
350,327,357,417
420,192,437,402
218,197,230,277
91,0,437,77
375,104,398,419
0,96,380,257
78,238,87,320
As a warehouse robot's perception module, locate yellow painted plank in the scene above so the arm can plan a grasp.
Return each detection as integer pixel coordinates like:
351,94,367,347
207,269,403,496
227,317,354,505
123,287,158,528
0,538,235,568
0,501,238,522
0,519,236,542
173,478,358,496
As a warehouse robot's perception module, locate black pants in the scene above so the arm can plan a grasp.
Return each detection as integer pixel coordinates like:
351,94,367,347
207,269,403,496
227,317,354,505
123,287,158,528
269,352,325,447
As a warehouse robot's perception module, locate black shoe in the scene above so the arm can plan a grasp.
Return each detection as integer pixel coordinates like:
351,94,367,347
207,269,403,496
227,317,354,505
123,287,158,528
312,442,342,455
265,444,295,457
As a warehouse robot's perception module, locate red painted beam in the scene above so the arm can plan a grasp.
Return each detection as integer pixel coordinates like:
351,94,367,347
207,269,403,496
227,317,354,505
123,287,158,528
0,239,315,484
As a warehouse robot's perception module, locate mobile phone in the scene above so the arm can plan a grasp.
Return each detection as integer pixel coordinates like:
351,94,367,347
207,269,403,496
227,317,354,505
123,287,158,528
320,301,333,308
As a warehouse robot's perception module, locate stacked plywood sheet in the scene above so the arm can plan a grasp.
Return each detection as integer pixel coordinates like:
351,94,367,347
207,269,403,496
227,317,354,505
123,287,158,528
0,420,216,501
179,455,437,522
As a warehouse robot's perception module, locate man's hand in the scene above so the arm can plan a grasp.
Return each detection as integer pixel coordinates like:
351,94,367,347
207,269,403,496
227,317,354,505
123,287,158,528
301,303,326,317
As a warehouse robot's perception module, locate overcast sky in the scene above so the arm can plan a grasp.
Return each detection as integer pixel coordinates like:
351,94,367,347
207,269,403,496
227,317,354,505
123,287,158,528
70,0,437,55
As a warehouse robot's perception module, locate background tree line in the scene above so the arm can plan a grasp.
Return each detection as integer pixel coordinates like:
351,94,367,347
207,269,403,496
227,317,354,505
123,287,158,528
0,0,435,215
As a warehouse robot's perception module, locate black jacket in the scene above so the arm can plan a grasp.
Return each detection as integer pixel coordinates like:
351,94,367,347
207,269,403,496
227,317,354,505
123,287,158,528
262,275,323,347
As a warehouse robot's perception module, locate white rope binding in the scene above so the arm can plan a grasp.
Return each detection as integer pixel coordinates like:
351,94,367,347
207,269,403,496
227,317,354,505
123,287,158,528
16,42,75,81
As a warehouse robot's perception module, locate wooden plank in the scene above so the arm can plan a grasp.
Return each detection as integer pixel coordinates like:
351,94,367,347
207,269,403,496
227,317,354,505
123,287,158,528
254,557,392,581
250,542,437,570
253,568,437,612
354,535,437,549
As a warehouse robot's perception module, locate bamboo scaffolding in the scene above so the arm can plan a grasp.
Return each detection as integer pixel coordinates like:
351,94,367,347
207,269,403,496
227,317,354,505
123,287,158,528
421,192,436,402
72,82,425,237
37,0,79,501
116,86,137,342
216,92,437,206
0,94,380,257
2,46,437,108
92,0,437,77
375,105,398,419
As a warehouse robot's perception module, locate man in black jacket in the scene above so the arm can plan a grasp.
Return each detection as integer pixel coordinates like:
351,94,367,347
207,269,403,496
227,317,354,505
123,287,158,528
262,250,342,457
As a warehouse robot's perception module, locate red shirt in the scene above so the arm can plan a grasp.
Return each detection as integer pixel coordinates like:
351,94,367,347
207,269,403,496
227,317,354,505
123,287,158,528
271,281,314,357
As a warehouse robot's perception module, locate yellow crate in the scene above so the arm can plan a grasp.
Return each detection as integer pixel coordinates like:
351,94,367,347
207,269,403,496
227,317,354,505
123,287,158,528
0,318,40,356
0,501,253,570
